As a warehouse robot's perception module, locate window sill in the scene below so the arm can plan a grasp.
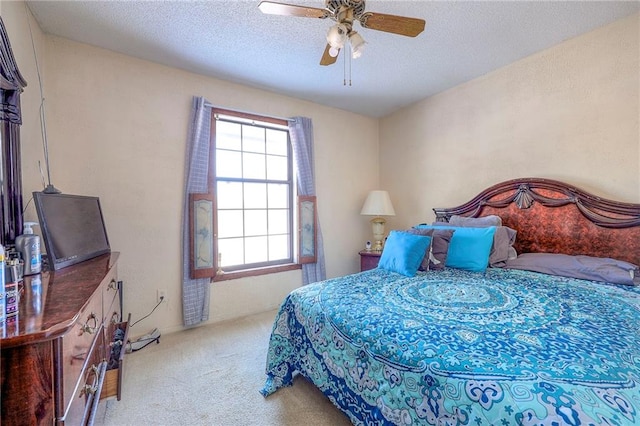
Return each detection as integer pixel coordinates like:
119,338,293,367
212,263,302,282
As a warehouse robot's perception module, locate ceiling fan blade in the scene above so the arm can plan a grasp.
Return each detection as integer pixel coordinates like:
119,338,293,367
359,12,425,37
258,1,328,18
320,44,339,66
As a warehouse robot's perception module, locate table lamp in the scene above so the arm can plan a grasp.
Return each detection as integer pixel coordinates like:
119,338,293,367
360,190,396,251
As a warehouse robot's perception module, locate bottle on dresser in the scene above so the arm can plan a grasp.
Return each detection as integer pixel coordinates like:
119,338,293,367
15,222,42,276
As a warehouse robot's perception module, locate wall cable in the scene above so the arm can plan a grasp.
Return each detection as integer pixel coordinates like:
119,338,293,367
130,297,163,328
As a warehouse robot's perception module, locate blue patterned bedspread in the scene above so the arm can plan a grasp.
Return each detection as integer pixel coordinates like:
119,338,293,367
261,268,640,425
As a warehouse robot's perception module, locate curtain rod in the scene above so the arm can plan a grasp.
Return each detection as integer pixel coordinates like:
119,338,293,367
203,101,293,122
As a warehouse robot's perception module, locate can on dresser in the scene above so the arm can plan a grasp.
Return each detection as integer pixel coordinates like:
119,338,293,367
5,280,19,319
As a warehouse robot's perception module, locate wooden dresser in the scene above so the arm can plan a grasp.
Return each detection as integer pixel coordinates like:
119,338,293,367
0,253,127,425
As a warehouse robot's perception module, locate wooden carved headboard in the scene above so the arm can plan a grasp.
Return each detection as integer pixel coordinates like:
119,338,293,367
433,178,640,266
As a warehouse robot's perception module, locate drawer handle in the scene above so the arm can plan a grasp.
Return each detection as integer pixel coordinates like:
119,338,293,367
80,365,100,398
79,312,98,336
80,383,97,398
107,279,118,291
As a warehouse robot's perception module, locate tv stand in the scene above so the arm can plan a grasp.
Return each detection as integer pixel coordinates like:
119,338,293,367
0,253,127,425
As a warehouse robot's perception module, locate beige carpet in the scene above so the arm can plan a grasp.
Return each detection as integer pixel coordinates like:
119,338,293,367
97,310,352,426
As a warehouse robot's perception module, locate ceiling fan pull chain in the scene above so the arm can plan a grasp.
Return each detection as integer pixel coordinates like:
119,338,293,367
343,48,347,86
348,44,352,86
342,44,353,86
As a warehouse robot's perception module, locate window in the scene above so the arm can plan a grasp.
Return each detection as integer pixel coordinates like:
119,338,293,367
211,109,299,279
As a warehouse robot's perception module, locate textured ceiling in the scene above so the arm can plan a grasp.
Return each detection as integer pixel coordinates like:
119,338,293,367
25,1,640,118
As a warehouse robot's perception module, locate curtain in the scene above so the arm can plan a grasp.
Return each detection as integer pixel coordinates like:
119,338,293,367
181,97,212,326
289,117,326,284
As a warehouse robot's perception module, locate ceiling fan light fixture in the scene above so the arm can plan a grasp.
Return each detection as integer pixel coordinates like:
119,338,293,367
257,0,426,69
349,31,366,58
326,23,348,49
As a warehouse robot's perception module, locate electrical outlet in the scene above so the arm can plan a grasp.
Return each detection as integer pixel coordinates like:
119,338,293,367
157,289,167,304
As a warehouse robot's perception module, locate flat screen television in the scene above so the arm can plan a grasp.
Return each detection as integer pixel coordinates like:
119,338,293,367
33,192,111,271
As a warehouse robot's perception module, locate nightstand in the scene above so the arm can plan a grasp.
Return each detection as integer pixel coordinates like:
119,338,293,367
359,250,382,272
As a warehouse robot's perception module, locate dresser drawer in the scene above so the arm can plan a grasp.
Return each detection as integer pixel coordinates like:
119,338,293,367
101,315,130,401
58,292,104,424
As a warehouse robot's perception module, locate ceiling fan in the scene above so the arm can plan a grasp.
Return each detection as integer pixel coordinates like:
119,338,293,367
258,0,425,66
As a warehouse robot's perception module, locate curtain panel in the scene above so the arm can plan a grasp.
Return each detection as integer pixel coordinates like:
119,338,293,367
181,97,212,326
289,117,326,284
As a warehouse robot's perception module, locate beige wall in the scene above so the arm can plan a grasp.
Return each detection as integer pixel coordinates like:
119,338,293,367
380,13,640,230
3,2,379,334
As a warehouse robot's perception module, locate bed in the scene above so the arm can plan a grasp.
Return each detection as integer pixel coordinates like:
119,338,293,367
261,178,640,425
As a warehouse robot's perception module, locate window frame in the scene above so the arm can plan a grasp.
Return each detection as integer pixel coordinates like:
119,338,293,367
209,108,301,281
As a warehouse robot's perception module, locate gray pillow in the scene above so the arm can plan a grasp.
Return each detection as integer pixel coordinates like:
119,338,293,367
406,228,454,271
448,214,502,227
430,221,516,268
490,226,518,267
505,253,640,286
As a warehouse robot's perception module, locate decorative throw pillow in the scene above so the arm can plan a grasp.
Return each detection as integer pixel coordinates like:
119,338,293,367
505,253,640,286
488,226,517,267
406,228,455,271
414,225,496,272
378,230,432,277
432,220,516,268
448,214,502,227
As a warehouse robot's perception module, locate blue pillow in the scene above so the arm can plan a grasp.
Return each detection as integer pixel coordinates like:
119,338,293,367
414,225,496,272
378,231,432,277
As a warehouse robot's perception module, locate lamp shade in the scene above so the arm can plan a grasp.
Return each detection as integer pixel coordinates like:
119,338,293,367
360,190,396,216
349,31,366,59
326,23,348,49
